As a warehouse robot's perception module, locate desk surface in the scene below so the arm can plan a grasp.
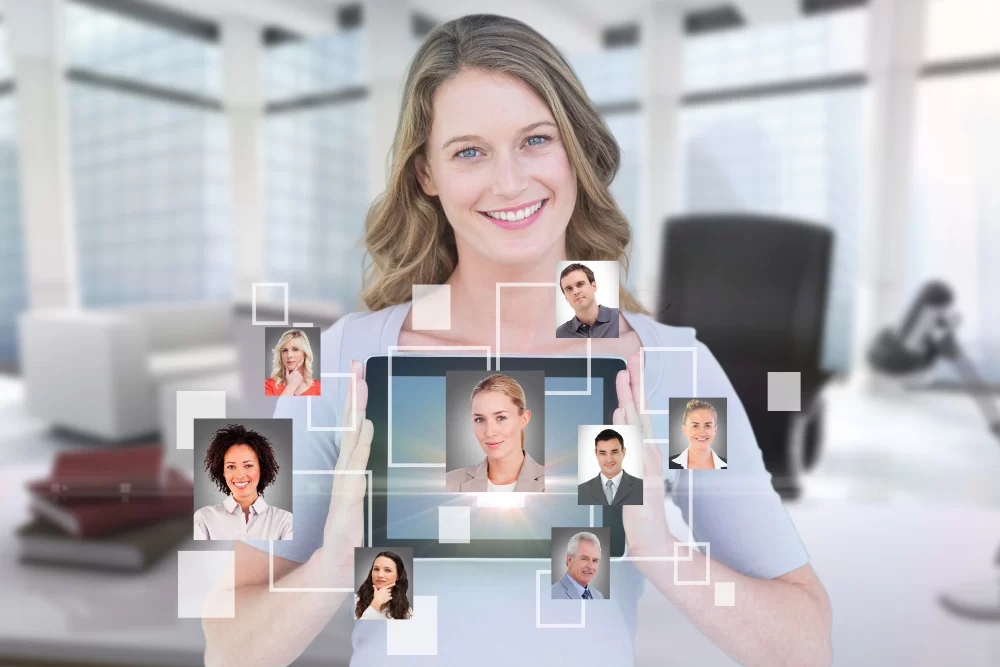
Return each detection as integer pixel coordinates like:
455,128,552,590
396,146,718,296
0,462,352,667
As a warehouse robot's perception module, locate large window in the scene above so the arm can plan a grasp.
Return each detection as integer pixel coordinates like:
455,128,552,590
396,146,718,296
675,8,869,372
264,30,370,309
569,47,643,289
910,0,1000,380
0,23,28,367
66,1,230,307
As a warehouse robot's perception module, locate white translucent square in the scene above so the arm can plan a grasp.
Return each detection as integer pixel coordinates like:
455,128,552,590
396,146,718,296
387,596,437,655
412,284,451,330
438,506,470,543
178,551,234,618
714,581,735,607
176,391,226,449
768,372,801,411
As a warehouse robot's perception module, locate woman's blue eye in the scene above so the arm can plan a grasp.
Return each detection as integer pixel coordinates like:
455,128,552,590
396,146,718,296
526,135,550,146
456,147,480,158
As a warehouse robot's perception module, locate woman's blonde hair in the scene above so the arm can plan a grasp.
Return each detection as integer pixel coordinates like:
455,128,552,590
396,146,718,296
682,399,718,424
362,14,647,314
270,329,314,386
470,373,529,449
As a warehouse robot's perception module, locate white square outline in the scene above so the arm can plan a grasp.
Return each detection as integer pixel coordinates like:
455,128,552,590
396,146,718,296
269,470,372,592
306,372,358,432
175,390,226,450
639,346,698,414
536,569,586,628
496,282,592,395
673,541,712,586
252,282,289,326
388,346,491,468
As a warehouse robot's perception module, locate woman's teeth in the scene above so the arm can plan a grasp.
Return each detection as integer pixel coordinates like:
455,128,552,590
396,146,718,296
233,481,250,489
483,200,543,221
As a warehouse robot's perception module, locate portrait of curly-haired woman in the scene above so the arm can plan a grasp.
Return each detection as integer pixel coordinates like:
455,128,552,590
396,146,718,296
193,419,294,540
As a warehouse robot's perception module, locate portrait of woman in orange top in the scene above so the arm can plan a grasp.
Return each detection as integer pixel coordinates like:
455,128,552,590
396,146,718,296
264,329,321,396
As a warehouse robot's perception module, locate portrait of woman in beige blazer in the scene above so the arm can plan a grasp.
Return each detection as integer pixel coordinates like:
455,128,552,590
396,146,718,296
445,373,545,492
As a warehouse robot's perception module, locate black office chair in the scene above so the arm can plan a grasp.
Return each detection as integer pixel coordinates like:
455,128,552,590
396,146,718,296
657,214,834,499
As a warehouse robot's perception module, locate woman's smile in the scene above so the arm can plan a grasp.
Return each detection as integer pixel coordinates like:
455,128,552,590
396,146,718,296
478,198,548,230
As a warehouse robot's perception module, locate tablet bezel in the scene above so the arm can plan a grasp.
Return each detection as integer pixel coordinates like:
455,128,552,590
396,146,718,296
363,354,628,559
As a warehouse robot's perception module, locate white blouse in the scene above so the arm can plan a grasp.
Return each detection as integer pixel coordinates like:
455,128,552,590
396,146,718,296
193,495,293,540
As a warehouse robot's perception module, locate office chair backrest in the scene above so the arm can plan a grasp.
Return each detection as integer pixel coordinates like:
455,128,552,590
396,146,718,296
658,214,833,371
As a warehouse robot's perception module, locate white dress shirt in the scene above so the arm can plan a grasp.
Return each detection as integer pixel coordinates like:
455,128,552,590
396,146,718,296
599,469,624,502
486,479,516,492
671,447,728,469
193,494,293,540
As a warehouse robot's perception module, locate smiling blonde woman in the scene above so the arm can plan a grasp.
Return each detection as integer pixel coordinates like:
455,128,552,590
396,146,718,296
207,15,832,667
265,329,321,397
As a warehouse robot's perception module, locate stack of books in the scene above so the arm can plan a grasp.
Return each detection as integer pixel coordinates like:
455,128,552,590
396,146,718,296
17,444,193,572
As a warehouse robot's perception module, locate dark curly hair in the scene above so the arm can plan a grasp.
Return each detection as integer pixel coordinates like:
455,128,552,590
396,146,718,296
203,423,280,496
354,551,411,620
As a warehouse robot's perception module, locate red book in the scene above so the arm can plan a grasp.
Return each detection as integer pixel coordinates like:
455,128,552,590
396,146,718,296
29,468,193,538
28,444,165,500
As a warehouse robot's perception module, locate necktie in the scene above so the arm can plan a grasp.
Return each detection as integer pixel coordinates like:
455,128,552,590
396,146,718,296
605,479,614,504
582,588,593,599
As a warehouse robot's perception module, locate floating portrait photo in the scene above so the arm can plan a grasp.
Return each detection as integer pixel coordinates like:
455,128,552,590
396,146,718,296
555,260,621,339
668,397,729,470
444,370,546,492
576,424,643,506
263,326,322,396
192,418,294,540
550,526,611,600
354,547,415,620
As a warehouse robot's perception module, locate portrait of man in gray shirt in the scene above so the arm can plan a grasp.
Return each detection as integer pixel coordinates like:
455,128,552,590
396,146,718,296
556,262,620,338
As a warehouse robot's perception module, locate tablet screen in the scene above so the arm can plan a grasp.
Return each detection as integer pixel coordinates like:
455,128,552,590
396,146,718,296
386,376,604,540
365,355,627,558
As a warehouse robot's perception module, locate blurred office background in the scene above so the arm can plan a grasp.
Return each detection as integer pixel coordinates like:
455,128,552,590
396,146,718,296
0,0,998,665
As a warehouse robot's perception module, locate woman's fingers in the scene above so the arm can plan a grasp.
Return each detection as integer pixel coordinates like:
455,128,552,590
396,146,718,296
335,360,368,472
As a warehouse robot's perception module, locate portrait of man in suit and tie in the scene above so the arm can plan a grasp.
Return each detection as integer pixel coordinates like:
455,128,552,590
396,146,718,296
577,427,643,506
550,529,610,600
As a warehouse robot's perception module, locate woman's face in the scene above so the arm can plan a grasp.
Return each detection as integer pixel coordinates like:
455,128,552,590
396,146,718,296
371,556,398,589
416,68,577,267
681,409,718,451
471,390,531,461
279,338,306,374
223,444,260,501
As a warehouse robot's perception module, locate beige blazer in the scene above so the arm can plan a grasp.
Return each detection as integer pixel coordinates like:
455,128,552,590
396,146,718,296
445,451,545,492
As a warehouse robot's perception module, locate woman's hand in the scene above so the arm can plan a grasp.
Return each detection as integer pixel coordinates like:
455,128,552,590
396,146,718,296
285,361,305,392
617,353,675,565
371,583,394,610
321,360,374,569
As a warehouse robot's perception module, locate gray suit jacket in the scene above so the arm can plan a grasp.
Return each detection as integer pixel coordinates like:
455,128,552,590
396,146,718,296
551,572,605,600
445,451,545,492
577,470,643,506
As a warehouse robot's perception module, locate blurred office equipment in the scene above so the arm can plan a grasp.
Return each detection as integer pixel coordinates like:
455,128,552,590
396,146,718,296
657,214,834,498
867,280,1000,621
868,280,1000,441
17,303,238,442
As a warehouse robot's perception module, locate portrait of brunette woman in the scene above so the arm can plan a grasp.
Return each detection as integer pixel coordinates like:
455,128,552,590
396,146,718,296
354,551,413,620
207,15,832,667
